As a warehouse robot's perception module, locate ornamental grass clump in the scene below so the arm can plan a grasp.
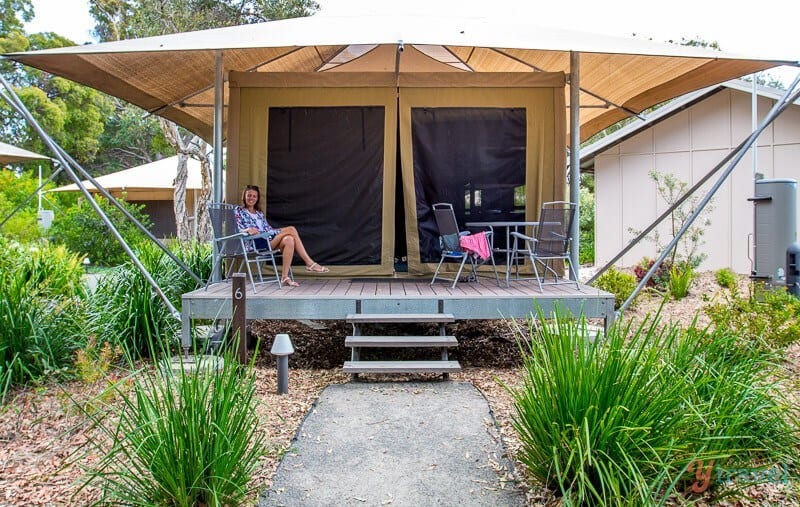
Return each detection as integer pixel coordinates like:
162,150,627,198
0,239,88,403
88,240,211,358
77,341,266,506
507,308,798,505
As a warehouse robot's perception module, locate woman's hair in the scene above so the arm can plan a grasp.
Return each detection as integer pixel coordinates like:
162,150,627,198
241,184,262,212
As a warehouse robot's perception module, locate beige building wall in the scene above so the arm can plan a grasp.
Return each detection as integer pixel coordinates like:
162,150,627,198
595,88,800,273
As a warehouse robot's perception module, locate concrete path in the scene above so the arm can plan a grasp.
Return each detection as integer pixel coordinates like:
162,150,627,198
259,381,525,507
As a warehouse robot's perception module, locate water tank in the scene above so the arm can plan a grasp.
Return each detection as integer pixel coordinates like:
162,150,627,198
750,178,798,284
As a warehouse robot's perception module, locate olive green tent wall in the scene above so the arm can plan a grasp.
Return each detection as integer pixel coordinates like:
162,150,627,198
227,72,565,276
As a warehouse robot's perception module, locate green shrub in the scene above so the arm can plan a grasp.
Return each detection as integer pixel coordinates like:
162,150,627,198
77,349,266,506
592,267,637,309
49,196,153,266
668,262,695,300
579,175,595,265
714,267,738,289
705,283,800,349
0,170,47,243
506,309,798,505
88,240,210,358
0,238,88,403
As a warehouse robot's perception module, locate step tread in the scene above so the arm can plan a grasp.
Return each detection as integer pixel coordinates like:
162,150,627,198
345,335,458,347
345,313,455,323
342,360,461,373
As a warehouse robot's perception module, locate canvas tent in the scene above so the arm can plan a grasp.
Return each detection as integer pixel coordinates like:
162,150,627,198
50,156,208,237
0,141,50,165
5,14,797,276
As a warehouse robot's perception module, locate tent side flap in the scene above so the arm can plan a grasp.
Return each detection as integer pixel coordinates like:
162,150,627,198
399,76,566,275
228,74,398,276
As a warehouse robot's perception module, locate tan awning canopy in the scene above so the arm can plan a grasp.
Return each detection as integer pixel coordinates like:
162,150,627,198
5,14,795,142
0,141,50,165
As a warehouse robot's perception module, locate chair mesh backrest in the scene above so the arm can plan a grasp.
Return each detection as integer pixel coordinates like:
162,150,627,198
432,203,462,252
535,201,576,257
209,203,246,257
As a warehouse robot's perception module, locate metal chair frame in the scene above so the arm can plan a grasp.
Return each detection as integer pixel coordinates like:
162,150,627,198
430,203,499,289
509,201,580,292
205,202,284,292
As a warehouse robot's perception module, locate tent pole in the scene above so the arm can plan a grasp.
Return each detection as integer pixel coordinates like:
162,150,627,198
616,77,800,314
589,73,800,286
213,50,224,203
569,51,580,279
211,50,225,284
0,73,182,321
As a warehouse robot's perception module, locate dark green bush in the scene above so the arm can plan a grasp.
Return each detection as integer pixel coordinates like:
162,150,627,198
705,283,800,349
507,309,798,505
579,176,595,265
592,267,637,309
49,196,153,266
0,238,88,403
88,240,211,358
714,267,738,289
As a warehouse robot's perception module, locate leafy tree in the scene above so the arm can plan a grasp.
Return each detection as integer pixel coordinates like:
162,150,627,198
49,195,153,266
94,100,175,174
0,0,33,36
88,0,320,242
627,170,712,269
0,29,113,175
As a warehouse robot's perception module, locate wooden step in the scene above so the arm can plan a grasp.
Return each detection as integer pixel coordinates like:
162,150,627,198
345,313,455,324
345,335,458,347
342,360,461,374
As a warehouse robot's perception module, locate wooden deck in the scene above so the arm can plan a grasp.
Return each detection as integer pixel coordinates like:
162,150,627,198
180,276,616,349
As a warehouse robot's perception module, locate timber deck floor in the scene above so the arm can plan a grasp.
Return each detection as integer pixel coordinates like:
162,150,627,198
181,276,616,347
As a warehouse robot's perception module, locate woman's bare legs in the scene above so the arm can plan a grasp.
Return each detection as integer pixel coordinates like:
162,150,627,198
270,226,324,280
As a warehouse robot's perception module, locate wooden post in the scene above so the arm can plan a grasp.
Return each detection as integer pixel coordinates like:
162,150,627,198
232,273,247,363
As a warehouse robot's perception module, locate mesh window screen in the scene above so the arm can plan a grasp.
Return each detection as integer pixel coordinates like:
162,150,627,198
267,106,385,265
412,107,526,262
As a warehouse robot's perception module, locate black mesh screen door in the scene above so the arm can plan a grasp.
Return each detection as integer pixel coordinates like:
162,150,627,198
267,106,385,265
411,107,526,263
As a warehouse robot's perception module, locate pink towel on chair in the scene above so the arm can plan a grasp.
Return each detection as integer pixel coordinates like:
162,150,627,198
459,231,491,260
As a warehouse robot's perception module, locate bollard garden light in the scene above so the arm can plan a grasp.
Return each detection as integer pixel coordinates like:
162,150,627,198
270,333,294,395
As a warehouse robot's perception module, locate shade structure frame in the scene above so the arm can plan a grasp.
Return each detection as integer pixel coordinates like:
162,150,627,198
4,14,793,144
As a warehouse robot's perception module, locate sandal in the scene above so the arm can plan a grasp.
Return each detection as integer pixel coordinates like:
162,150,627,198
281,277,300,287
306,262,330,273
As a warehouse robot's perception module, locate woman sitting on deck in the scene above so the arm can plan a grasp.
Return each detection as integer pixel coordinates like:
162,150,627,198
235,184,329,287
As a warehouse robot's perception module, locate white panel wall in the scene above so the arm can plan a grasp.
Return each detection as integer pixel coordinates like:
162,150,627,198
594,88,800,274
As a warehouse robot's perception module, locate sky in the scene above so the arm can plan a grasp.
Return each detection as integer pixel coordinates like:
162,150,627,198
24,0,800,84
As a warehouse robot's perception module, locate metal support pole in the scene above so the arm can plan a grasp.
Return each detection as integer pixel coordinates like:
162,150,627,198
0,164,62,229
616,77,800,314
569,51,581,279
213,50,224,204
211,51,225,284
589,74,800,286
0,73,182,320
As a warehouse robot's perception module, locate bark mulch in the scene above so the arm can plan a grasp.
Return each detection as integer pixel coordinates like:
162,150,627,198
1,272,798,506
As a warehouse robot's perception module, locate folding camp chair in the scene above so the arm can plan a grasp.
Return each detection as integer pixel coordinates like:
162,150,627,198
205,202,284,292
430,203,499,288
509,201,580,292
